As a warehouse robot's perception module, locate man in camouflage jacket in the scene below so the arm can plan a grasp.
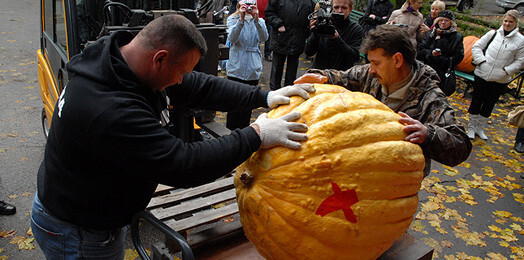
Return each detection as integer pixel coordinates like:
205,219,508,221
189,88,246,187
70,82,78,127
296,25,472,176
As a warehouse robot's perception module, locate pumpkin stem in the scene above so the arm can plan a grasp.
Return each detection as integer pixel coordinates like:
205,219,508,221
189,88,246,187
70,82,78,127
240,171,254,185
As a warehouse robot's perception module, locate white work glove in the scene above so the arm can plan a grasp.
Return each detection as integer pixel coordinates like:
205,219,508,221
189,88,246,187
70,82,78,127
252,112,308,149
267,83,316,109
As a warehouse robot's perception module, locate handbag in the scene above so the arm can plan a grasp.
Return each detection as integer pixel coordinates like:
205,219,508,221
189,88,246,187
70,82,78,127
441,58,456,96
508,106,524,128
471,30,496,67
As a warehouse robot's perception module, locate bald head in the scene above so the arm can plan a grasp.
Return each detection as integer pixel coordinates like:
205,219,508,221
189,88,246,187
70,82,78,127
120,15,207,91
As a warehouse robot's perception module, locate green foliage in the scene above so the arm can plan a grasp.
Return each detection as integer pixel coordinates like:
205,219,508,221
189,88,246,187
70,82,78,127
354,0,370,12
455,20,491,38
454,12,501,29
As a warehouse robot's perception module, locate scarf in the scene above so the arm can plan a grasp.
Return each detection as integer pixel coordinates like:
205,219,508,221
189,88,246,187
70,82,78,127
430,25,456,40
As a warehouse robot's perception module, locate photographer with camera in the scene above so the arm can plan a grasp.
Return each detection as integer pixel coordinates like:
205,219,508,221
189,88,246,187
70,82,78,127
225,0,269,130
304,0,364,70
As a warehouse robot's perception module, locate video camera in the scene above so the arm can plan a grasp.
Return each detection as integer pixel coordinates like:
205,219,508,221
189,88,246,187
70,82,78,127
308,0,344,37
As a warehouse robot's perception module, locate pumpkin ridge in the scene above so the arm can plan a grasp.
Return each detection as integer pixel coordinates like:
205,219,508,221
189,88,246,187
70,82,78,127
253,186,360,251
301,141,423,172
252,185,416,254
263,135,416,172
255,178,420,224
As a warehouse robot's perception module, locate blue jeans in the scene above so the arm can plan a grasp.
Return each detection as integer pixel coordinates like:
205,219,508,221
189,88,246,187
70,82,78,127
31,194,127,259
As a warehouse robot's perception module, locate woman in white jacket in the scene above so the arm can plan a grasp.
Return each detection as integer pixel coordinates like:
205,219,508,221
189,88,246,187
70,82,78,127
467,10,524,140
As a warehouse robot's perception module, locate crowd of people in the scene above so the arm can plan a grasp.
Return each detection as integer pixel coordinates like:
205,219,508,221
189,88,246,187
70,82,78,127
24,0,523,258
225,0,523,146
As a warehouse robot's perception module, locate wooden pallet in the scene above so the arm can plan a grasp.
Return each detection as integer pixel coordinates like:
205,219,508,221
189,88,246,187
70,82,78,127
146,174,243,248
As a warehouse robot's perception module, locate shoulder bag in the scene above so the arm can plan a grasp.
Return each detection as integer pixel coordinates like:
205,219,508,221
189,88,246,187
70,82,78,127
441,58,456,96
471,30,496,66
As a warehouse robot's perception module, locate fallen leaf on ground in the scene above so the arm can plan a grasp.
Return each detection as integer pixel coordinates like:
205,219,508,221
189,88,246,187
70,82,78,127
0,230,17,238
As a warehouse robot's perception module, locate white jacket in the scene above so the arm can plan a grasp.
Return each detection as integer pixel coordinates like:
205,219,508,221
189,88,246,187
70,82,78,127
472,26,524,83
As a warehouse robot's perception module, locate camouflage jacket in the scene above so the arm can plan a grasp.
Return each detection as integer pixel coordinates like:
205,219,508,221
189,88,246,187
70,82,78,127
309,61,472,176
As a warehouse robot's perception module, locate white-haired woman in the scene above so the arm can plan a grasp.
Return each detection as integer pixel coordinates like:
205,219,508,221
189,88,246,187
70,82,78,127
424,0,445,29
467,10,524,140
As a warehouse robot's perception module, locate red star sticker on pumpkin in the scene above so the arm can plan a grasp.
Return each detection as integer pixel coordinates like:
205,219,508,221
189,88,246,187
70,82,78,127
315,182,359,223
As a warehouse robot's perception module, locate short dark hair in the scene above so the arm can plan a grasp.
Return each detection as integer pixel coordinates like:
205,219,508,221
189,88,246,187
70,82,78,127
360,25,416,66
138,14,207,58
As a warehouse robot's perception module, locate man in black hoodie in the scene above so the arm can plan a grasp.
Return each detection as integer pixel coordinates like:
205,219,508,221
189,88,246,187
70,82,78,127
31,14,314,259
304,0,364,71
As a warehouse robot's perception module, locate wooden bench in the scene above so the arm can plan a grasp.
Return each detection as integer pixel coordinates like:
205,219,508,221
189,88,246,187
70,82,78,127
455,70,475,95
349,10,365,24
456,69,523,99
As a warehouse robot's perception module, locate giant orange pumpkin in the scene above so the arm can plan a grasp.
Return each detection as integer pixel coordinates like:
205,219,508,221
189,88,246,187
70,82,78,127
234,84,425,260
456,36,480,73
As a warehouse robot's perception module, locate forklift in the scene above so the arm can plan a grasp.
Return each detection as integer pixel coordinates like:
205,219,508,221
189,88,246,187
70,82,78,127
38,0,229,141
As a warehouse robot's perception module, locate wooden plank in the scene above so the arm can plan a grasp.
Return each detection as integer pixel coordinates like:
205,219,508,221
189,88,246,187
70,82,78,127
150,189,237,220
186,219,243,247
378,233,434,260
147,177,234,209
193,232,264,260
193,232,433,260
455,70,474,81
165,203,239,232
155,184,174,193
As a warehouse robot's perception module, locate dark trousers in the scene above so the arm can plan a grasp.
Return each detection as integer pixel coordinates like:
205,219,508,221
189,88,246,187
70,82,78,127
517,128,524,143
264,23,272,57
468,75,507,118
270,52,300,90
226,76,259,130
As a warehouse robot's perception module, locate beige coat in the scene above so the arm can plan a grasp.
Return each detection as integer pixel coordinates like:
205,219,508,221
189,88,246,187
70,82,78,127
387,2,426,47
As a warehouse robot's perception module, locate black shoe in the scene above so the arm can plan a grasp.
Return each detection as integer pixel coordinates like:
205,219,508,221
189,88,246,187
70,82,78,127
0,201,16,215
264,55,272,62
515,142,524,153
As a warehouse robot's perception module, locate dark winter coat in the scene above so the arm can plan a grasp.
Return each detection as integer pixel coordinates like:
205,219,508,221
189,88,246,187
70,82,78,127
424,13,435,28
309,61,472,176
37,31,268,230
304,17,364,70
417,27,464,85
264,0,314,55
360,0,394,34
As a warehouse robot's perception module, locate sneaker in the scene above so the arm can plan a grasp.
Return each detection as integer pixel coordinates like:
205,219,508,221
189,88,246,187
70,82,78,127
264,55,272,62
0,201,16,215
515,141,524,153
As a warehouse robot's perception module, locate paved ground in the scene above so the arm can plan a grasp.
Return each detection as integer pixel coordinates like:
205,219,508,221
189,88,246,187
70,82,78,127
0,0,522,259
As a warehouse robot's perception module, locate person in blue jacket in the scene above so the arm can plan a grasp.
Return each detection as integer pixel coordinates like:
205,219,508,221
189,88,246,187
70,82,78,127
226,0,269,130
31,14,314,259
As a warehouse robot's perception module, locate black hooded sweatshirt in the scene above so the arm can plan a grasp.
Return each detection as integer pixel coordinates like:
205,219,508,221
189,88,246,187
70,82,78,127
37,31,268,230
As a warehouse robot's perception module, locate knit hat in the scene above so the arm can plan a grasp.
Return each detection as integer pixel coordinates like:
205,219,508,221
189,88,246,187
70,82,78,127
438,10,454,20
